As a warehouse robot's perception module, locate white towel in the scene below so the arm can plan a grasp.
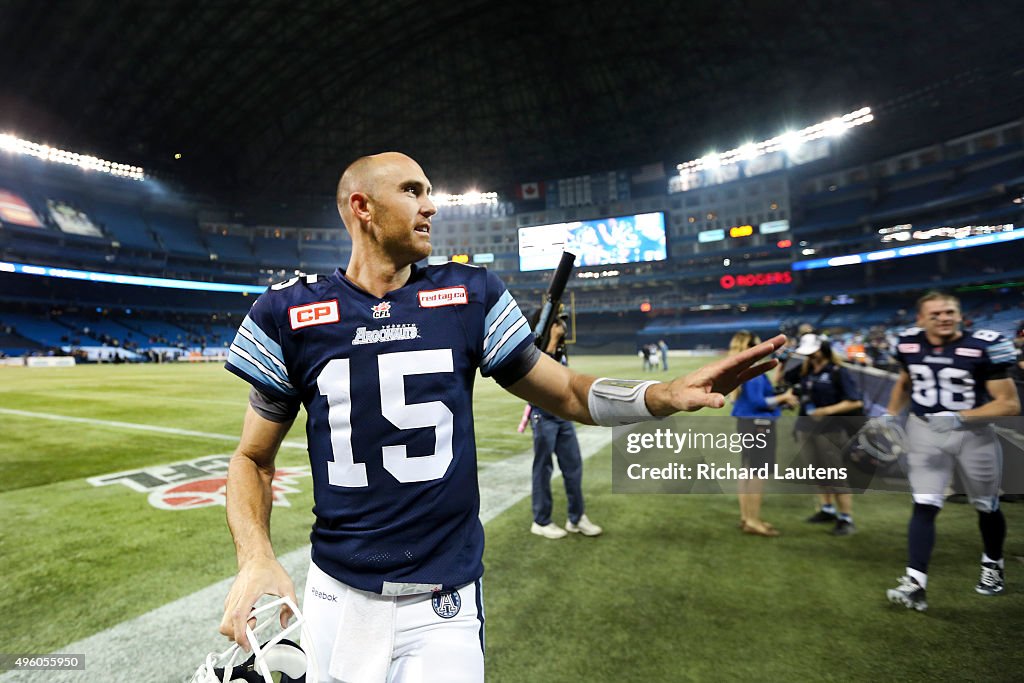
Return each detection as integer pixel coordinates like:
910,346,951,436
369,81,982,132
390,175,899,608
328,587,396,683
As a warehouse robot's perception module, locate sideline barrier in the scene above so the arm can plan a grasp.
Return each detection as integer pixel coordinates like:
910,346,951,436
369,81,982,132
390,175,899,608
25,356,76,368
177,352,229,362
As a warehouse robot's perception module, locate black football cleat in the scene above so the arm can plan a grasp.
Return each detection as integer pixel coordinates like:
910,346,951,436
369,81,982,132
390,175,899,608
887,575,927,612
975,561,1005,596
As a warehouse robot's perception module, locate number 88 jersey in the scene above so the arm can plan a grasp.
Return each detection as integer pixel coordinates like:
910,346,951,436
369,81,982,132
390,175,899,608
895,326,1017,416
225,263,536,595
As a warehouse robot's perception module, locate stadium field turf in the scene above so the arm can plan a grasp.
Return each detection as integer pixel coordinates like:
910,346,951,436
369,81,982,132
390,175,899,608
1,358,1022,681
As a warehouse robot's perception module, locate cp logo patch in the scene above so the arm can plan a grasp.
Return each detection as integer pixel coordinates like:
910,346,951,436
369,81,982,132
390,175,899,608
431,589,461,619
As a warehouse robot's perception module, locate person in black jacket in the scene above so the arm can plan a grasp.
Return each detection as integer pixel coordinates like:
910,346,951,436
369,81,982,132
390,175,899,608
791,334,864,536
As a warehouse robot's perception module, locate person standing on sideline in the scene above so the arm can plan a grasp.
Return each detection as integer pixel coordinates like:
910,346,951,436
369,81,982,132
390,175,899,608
658,339,670,371
885,292,1019,612
218,151,785,682
729,331,798,536
527,307,601,539
792,334,864,536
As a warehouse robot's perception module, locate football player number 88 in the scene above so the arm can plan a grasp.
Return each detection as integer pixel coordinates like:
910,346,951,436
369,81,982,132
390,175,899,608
317,349,455,487
907,363,974,411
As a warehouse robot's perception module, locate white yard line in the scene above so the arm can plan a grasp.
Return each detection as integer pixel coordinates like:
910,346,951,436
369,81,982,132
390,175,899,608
0,425,610,682
0,407,307,450
69,394,247,408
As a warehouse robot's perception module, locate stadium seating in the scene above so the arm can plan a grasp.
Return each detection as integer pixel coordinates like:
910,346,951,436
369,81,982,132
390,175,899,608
299,239,347,272
90,200,161,250
205,233,254,263
116,319,193,347
796,197,873,234
947,156,1024,196
1,117,1023,361
872,179,948,216
0,328,44,356
0,312,76,349
147,213,209,259
969,306,1024,339
252,236,299,268
58,314,139,348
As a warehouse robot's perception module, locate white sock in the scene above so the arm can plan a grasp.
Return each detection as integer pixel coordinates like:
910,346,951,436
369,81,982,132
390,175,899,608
907,567,928,589
982,553,1004,568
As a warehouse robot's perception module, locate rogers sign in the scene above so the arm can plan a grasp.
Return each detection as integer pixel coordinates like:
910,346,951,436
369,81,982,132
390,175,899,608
719,271,793,289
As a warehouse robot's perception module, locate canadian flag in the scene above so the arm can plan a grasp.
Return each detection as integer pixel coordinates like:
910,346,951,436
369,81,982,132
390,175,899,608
516,182,544,200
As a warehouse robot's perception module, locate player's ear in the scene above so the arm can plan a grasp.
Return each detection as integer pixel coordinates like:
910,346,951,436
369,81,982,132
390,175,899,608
346,192,374,225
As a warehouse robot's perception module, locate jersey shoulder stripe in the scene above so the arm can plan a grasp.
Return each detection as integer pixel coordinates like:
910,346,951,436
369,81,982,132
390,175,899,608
227,342,296,397
236,317,288,375
227,317,297,397
478,269,534,375
985,338,1018,365
483,292,519,346
482,315,530,371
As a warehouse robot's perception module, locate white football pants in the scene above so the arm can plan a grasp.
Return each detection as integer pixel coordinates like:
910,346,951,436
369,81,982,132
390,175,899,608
302,560,485,683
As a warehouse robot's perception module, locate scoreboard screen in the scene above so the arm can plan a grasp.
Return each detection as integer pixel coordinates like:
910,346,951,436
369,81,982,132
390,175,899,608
518,211,667,272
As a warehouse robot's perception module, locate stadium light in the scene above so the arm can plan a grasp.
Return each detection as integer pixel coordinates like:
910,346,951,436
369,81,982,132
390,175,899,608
0,132,145,181
823,117,847,137
676,107,873,173
432,190,498,206
778,131,803,155
792,226,1024,271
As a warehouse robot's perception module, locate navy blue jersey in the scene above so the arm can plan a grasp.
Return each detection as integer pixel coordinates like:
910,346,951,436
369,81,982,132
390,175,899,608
797,363,862,414
895,327,1016,416
225,263,535,594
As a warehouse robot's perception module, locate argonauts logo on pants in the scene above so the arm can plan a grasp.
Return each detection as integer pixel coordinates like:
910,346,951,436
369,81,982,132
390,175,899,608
431,589,461,618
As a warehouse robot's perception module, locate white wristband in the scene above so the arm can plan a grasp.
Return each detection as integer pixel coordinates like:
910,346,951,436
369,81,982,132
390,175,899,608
587,378,660,426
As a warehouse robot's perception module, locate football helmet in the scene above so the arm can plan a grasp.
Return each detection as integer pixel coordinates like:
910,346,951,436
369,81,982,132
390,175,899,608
845,416,907,475
189,596,318,683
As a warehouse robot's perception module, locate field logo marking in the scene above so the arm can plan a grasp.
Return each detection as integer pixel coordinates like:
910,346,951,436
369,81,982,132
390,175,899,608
87,454,311,510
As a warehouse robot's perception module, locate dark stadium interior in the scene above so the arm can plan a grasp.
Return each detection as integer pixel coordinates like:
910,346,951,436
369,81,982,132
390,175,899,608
2,1,1024,362
1,1,1023,201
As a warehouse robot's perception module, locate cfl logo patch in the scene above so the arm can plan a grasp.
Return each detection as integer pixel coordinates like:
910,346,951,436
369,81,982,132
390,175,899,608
431,589,461,619
289,300,340,330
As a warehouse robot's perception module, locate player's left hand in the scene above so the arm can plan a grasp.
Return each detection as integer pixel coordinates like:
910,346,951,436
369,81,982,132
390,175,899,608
650,334,786,414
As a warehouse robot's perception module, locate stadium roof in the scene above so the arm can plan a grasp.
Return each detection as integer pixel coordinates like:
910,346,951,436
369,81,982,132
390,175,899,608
2,1,1024,203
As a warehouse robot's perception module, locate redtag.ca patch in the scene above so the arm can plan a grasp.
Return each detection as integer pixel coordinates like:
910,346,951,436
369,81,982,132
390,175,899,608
418,286,468,308
289,299,340,329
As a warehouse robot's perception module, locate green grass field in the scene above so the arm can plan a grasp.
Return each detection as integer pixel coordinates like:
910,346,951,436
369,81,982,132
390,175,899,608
1,358,1022,681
